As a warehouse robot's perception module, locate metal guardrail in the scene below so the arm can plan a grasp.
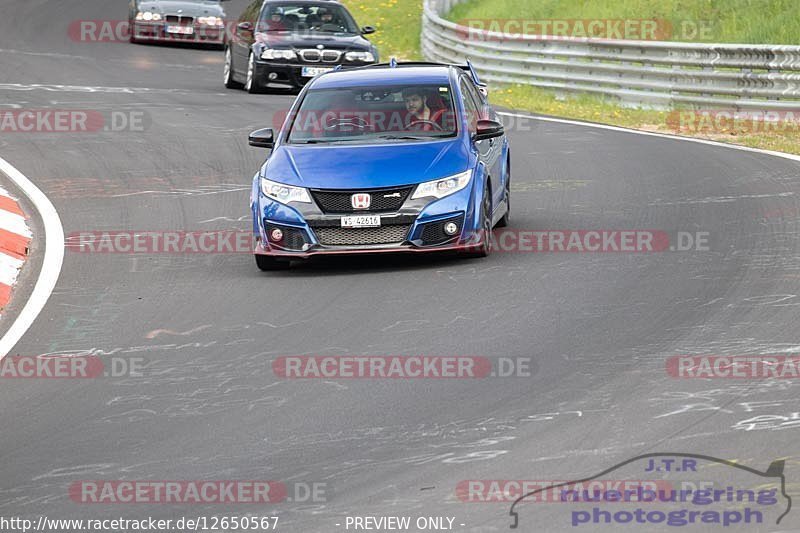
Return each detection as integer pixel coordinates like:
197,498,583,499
422,0,800,110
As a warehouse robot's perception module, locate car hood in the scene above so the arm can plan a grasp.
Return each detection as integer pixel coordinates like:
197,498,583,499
257,32,372,50
262,140,470,189
137,0,225,16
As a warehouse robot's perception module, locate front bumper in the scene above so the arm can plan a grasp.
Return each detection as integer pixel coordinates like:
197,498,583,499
131,21,225,44
252,182,481,258
252,59,376,89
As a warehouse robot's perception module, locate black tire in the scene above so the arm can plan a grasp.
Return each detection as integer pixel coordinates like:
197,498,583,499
129,21,138,43
497,164,511,228
244,52,263,94
255,254,290,271
224,47,243,89
469,185,493,258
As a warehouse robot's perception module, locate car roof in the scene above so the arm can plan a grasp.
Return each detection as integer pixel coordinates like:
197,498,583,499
310,66,454,90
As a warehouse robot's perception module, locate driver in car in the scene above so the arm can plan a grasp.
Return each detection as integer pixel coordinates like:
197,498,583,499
402,88,445,131
310,8,338,29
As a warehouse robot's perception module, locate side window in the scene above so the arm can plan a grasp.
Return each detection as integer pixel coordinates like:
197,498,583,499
463,78,485,114
459,78,480,132
240,0,261,26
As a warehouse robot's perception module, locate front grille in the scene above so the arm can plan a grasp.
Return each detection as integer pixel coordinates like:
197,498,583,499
310,187,414,214
299,49,342,63
165,15,194,25
312,225,411,246
321,50,341,63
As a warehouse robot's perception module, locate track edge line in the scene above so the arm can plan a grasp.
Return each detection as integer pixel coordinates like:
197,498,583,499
0,155,64,359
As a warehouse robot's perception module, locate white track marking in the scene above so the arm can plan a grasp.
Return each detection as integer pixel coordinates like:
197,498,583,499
0,156,64,358
497,112,800,164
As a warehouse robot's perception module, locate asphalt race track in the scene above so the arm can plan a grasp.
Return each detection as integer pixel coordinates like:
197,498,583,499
1,1,800,532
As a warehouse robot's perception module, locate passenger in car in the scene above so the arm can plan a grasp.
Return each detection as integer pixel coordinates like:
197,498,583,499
266,8,287,31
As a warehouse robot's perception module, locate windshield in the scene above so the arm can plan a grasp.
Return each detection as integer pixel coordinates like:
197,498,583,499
258,3,360,34
286,84,458,145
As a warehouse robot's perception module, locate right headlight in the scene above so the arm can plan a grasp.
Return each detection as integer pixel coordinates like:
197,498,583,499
260,178,311,204
261,48,297,60
411,170,472,200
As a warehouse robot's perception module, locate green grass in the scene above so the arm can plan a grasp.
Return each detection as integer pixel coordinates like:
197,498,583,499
447,0,800,44
343,0,423,60
493,84,800,155
344,0,800,155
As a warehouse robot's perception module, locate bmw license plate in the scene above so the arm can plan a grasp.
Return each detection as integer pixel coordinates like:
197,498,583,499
341,215,381,228
166,25,194,35
302,66,334,77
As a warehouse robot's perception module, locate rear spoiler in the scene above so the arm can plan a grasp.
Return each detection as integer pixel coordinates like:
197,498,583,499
361,59,488,89
464,60,487,89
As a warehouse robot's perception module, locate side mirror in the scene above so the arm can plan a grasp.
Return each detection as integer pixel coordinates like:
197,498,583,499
361,26,376,35
237,21,254,34
473,119,504,141
249,128,274,148
478,86,488,98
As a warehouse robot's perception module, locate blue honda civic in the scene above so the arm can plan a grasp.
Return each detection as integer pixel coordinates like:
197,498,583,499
248,61,511,270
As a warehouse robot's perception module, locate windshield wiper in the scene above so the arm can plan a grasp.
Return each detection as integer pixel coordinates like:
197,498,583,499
373,134,442,141
291,139,360,145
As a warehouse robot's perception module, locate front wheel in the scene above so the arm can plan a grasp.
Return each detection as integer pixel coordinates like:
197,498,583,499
255,254,290,271
224,47,243,89
468,186,492,258
496,174,511,228
244,53,262,94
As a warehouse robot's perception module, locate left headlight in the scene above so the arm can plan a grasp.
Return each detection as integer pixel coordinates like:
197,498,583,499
260,178,312,204
411,170,472,200
344,51,376,62
136,11,163,21
198,16,224,26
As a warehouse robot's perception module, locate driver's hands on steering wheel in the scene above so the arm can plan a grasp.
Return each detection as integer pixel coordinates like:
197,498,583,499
406,119,444,132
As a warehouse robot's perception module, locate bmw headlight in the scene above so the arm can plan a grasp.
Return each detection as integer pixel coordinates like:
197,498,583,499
261,49,297,60
411,170,472,200
260,178,311,204
344,51,375,62
136,11,162,21
198,16,224,26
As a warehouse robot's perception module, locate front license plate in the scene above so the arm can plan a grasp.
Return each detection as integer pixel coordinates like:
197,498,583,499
341,215,381,228
166,25,194,35
302,66,334,77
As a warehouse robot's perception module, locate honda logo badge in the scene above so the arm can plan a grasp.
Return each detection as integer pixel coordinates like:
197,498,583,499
351,193,371,210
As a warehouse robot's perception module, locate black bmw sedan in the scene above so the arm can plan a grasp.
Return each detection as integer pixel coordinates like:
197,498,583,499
224,0,379,92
